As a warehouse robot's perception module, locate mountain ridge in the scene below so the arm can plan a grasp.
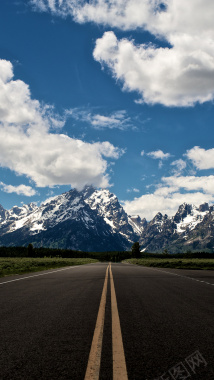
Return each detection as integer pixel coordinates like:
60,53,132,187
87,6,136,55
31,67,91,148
0,187,213,253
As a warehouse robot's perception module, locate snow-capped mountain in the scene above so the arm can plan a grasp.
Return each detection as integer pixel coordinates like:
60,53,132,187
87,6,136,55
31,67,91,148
0,187,142,251
139,202,214,252
83,187,145,242
0,187,214,252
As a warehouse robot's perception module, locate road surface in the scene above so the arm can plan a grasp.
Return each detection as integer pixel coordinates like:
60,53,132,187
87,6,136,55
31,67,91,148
0,262,213,379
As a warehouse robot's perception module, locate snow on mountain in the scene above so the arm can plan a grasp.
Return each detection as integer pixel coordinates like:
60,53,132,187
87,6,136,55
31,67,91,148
0,185,144,242
0,187,213,252
83,188,119,229
0,189,93,236
0,187,138,250
128,215,147,235
173,203,210,233
139,202,214,253
83,187,143,241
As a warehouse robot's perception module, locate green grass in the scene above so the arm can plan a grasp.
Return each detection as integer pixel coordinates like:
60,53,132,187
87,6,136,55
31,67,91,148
123,258,214,270
0,257,98,277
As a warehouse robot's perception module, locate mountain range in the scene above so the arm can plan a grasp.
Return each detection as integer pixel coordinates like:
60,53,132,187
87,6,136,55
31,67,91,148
0,186,214,253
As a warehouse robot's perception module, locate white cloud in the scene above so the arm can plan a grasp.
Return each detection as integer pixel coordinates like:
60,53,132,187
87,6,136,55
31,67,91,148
91,112,129,129
92,114,121,128
30,0,214,37
140,150,145,156
171,159,186,175
30,0,153,24
146,149,171,168
0,59,123,189
68,108,132,130
29,0,172,31
31,0,48,12
127,187,139,193
162,175,214,194
0,125,122,189
186,146,214,170
0,60,66,129
93,31,214,107
0,182,37,196
0,59,41,125
123,174,214,219
147,150,171,160
30,1,214,106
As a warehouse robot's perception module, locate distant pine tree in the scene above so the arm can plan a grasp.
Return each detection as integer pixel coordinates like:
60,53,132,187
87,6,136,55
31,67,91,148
162,248,169,255
131,242,141,258
27,243,34,257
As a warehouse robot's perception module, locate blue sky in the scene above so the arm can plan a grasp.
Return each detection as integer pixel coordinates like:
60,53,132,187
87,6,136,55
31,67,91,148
1,0,214,219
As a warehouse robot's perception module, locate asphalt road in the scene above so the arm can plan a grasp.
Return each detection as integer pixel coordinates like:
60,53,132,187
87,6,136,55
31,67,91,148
0,262,213,380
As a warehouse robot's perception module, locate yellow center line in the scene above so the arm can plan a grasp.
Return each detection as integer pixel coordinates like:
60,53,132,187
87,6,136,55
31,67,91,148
84,264,109,380
110,263,128,380
84,263,129,380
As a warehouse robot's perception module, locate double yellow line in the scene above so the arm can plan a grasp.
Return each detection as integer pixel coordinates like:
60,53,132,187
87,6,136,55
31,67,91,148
84,263,128,380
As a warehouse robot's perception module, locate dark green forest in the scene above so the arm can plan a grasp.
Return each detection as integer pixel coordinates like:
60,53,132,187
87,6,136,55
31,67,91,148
0,245,213,262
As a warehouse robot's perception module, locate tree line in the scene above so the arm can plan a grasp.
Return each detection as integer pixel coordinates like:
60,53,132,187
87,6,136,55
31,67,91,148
0,242,213,261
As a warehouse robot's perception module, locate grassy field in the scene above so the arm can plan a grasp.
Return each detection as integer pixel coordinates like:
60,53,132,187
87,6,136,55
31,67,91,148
0,257,98,277
124,258,214,270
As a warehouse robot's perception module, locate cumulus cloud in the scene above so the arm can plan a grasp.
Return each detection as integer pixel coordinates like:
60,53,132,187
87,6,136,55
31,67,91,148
186,146,214,170
0,59,41,125
147,150,171,160
123,174,214,220
162,175,214,194
69,108,132,130
146,149,171,168
93,31,214,107
30,1,214,106
0,60,66,129
0,59,123,189
0,182,37,196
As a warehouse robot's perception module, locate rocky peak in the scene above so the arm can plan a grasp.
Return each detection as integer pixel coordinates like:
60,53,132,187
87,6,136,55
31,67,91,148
173,203,194,223
130,215,141,224
152,212,168,224
141,218,148,228
80,185,96,199
130,215,147,228
85,188,124,219
199,203,209,212
11,206,23,216
155,212,163,219
83,188,141,241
